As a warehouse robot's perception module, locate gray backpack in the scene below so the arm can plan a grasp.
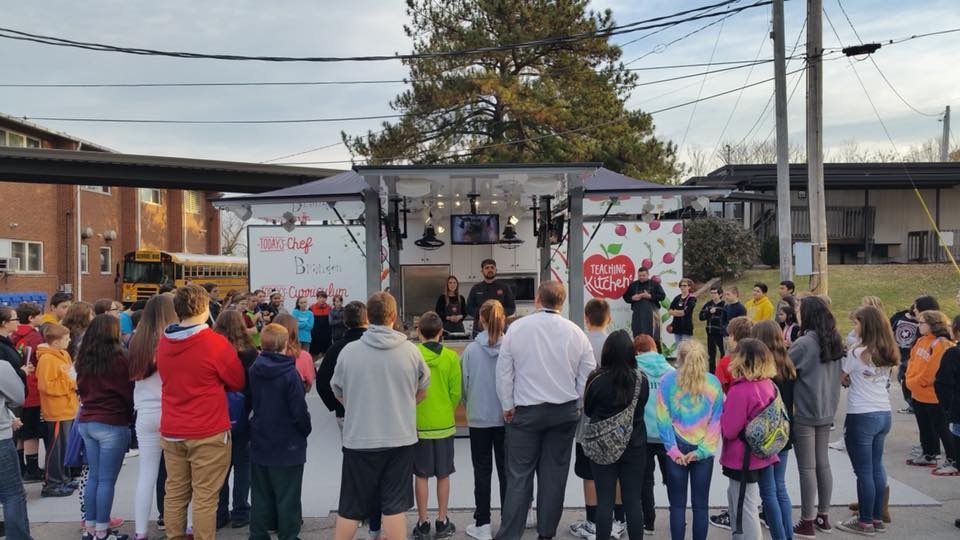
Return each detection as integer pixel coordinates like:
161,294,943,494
580,371,644,465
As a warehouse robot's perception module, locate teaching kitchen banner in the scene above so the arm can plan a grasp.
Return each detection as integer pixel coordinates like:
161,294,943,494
548,219,684,356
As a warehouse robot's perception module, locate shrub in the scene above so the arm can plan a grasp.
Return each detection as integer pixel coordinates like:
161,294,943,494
683,216,759,282
760,235,780,267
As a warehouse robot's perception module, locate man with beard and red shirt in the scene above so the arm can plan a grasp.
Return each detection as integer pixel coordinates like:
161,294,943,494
11,302,45,483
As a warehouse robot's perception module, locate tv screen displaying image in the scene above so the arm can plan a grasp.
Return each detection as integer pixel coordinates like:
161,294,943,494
451,214,500,245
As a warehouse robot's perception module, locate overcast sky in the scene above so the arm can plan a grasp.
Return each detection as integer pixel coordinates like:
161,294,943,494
2,0,957,174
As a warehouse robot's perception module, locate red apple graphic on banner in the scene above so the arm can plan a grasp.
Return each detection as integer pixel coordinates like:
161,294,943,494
584,243,636,299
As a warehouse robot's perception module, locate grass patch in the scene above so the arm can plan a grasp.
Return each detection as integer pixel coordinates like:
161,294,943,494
692,264,960,342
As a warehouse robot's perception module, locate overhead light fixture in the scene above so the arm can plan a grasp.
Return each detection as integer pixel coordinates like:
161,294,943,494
437,225,446,234
454,200,461,207
507,215,519,226
414,225,445,250
281,211,297,232
499,224,523,249
437,201,445,208
491,200,498,205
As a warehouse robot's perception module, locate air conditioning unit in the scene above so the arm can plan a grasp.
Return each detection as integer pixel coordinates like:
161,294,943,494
0,257,21,272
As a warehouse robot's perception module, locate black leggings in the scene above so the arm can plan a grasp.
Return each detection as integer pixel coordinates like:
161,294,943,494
591,446,646,540
642,443,668,530
914,401,956,462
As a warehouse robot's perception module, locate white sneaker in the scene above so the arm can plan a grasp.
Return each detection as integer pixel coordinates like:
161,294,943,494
828,439,846,451
611,520,627,539
466,523,492,540
526,512,537,529
569,519,597,539
124,449,139,460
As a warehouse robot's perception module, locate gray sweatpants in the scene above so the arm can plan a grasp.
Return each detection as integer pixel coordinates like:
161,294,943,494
495,401,578,540
727,479,762,540
794,423,833,519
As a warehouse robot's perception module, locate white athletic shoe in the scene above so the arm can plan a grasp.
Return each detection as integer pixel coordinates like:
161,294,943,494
611,520,627,539
829,438,846,451
526,512,537,529
569,519,597,539
465,523,493,540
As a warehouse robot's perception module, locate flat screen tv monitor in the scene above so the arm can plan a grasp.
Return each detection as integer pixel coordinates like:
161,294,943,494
451,214,500,245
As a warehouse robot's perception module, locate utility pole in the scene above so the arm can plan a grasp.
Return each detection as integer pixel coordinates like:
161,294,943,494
942,105,951,161
807,0,828,295
773,0,792,281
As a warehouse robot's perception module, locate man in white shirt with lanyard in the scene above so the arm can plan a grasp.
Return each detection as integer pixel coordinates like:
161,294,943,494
495,281,596,540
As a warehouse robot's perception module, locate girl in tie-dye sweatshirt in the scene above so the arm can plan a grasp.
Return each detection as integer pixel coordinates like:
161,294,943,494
655,341,724,540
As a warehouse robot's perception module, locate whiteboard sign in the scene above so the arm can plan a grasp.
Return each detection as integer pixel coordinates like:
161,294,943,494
247,225,375,311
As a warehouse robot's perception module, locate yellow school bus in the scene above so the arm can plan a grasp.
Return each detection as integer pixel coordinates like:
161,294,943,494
121,250,248,303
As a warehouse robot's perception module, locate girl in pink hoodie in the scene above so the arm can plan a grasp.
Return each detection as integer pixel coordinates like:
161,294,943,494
720,338,780,540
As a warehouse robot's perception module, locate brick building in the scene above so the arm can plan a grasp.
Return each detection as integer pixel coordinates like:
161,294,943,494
0,113,221,303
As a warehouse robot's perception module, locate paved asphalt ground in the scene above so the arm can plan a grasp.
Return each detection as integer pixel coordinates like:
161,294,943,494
22,389,960,539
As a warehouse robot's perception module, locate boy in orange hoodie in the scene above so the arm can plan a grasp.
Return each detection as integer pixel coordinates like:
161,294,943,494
906,310,958,475
37,322,79,497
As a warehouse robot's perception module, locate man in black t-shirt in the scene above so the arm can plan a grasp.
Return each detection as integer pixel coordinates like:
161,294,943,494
466,259,516,336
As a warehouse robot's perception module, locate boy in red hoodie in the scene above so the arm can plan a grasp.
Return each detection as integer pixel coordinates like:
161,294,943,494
157,285,245,540
11,301,45,482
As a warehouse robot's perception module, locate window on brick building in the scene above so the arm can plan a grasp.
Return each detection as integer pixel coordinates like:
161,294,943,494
0,128,41,148
99,247,111,274
184,191,203,214
82,186,112,194
4,240,43,272
80,244,89,274
140,188,161,205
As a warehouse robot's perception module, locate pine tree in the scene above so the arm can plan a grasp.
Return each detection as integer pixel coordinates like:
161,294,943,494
343,0,680,182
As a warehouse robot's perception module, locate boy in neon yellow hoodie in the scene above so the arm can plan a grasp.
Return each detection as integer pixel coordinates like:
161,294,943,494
413,311,462,540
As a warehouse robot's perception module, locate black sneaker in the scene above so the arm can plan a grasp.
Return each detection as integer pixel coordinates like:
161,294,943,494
435,518,457,539
231,517,250,528
82,530,128,540
709,510,732,530
40,484,76,498
412,521,431,540
156,517,165,531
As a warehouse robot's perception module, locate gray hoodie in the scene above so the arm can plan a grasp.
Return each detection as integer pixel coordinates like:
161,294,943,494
332,324,430,449
789,331,842,426
0,361,25,441
461,331,505,428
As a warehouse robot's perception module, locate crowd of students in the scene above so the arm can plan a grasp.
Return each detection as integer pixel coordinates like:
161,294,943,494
0,276,958,540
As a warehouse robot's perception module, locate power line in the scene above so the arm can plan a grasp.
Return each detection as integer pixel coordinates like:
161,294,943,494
20,113,406,125
0,57,794,89
833,0,940,118
822,27,960,51
677,17,727,157
280,67,804,166
712,21,770,159
617,0,731,53
0,0,773,63
623,5,742,67
15,59,792,127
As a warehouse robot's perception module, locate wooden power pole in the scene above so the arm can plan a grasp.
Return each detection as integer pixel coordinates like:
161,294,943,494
773,0,793,281
942,105,952,161
807,0,828,295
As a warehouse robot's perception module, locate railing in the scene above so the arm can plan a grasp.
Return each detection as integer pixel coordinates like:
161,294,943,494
791,206,875,241
907,229,960,262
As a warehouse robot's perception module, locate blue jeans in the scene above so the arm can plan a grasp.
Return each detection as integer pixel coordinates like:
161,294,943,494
758,450,792,540
219,430,252,523
78,421,130,528
663,441,713,540
0,437,32,539
844,412,891,523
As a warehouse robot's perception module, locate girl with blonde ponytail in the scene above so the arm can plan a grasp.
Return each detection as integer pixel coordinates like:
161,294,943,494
460,300,508,539
656,340,724,540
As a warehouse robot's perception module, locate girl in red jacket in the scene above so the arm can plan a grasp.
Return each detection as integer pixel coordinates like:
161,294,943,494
721,338,780,540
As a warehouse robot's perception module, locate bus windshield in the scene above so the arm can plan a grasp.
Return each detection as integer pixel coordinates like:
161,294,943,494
123,261,170,284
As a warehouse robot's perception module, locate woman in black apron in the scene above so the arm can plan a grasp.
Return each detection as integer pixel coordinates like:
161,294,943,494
435,276,467,335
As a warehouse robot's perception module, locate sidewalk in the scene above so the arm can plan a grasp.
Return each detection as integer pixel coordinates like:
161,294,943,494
23,391,960,538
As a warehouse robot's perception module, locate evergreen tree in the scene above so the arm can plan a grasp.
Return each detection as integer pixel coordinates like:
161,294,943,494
343,0,680,182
